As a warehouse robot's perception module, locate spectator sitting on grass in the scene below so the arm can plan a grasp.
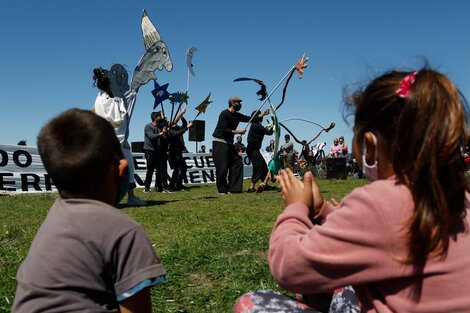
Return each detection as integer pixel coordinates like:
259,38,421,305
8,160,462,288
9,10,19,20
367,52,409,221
235,68,470,312
12,109,167,313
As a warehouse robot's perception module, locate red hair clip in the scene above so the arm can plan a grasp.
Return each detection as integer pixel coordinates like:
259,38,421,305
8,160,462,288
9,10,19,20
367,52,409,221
396,72,417,99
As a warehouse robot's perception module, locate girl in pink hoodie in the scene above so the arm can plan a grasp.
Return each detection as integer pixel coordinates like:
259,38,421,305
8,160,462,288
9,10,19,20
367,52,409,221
235,68,470,313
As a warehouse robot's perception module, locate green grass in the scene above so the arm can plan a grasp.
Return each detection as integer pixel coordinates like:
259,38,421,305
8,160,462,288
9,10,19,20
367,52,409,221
0,177,366,313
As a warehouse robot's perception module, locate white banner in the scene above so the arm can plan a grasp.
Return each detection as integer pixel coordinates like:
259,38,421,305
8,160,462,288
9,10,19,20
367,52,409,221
0,144,252,194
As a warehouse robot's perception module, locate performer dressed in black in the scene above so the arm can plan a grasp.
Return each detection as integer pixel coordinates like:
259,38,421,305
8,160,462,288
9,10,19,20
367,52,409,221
246,110,273,193
154,118,172,192
168,114,193,191
212,96,269,194
143,111,165,192
299,140,311,161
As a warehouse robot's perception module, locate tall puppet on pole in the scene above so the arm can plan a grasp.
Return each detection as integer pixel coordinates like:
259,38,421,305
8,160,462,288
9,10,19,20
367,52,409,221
92,9,173,206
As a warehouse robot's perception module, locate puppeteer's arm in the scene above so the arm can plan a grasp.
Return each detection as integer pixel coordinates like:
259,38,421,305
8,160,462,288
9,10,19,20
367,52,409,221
171,108,186,126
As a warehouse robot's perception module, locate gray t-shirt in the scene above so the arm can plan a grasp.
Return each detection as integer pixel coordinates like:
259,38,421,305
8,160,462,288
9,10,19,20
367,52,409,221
280,140,294,155
12,198,166,313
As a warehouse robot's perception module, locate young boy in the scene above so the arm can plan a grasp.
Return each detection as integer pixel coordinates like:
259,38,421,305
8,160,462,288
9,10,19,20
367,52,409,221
12,109,167,313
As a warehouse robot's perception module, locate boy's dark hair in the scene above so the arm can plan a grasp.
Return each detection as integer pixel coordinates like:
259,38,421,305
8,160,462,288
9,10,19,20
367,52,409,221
37,108,122,198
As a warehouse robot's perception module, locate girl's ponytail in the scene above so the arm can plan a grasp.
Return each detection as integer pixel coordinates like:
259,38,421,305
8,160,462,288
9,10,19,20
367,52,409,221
346,67,469,264
394,69,468,263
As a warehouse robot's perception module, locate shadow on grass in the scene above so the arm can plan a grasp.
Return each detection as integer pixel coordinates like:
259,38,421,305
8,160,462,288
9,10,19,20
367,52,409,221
202,196,219,200
180,185,202,191
118,200,172,209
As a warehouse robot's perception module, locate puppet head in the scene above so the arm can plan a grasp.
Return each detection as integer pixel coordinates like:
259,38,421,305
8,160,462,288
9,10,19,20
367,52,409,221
131,10,173,91
140,9,172,72
108,64,129,98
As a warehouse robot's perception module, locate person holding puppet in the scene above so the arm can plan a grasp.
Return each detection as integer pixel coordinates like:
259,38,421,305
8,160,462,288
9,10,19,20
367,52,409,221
246,110,274,193
212,96,268,194
92,65,146,206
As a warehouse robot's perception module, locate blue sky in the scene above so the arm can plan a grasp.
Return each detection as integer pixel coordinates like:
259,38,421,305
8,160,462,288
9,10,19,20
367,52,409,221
1,1,470,153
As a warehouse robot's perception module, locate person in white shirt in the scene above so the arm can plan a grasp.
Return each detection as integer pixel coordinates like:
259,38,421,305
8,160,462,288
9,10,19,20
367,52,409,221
92,65,146,206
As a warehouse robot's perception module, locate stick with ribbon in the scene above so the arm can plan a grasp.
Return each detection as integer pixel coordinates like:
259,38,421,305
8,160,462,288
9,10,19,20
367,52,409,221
242,67,293,126
232,54,309,180
233,77,268,101
279,118,335,146
233,77,278,142
243,53,309,128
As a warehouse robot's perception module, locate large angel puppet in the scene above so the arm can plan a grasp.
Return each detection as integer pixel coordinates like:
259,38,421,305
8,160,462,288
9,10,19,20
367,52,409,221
92,10,173,206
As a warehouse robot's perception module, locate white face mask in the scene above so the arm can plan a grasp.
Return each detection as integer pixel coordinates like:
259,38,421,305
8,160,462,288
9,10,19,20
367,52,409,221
362,132,379,181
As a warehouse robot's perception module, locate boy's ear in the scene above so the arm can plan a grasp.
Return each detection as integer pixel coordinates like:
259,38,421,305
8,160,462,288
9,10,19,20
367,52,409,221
118,159,129,178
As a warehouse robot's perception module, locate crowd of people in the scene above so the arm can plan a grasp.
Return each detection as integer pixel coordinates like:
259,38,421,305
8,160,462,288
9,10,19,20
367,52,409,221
11,65,470,313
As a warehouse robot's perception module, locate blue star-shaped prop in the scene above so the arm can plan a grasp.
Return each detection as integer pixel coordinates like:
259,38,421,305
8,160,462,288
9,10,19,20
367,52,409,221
151,80,170,109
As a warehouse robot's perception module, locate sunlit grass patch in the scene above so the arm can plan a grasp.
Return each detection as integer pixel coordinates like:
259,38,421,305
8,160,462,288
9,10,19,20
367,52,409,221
0,177,366,312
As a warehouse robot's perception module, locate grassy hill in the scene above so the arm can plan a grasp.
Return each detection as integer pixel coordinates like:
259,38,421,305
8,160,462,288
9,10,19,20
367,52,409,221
0,178,366,313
